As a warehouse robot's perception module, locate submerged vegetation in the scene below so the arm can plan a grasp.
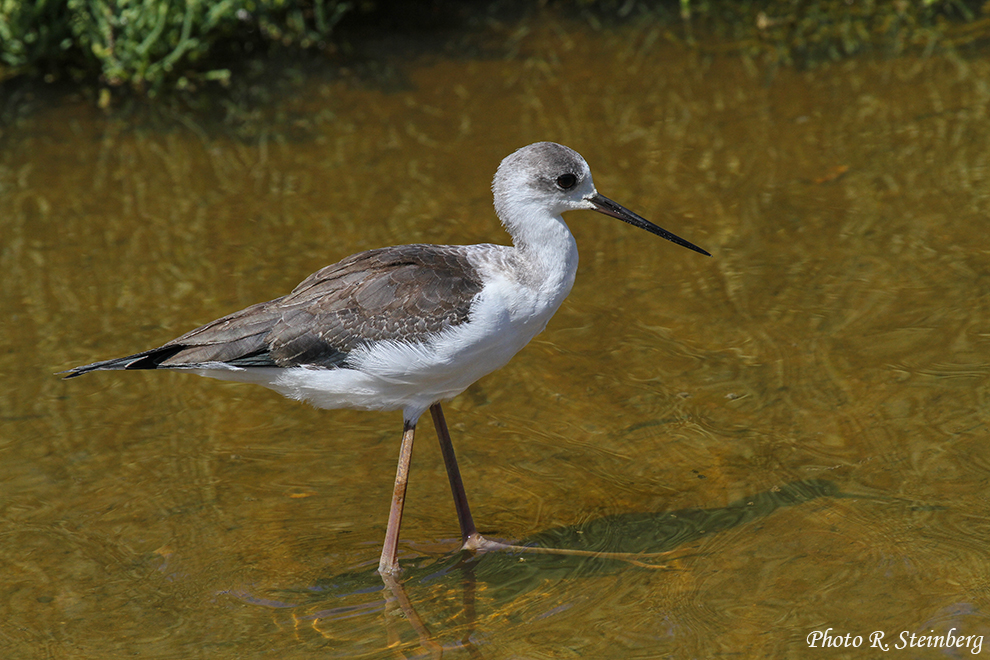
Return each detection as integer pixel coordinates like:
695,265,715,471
1,0,989,100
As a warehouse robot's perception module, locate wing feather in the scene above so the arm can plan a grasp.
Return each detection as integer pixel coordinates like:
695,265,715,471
63,245,486,377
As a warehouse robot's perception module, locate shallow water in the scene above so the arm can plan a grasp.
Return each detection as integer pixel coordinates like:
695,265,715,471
2,11,990,659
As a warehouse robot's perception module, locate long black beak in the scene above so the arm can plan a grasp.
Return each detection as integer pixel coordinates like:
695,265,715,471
589,193,711,257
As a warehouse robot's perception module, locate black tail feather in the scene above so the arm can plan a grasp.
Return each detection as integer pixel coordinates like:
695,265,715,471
60,345,187,379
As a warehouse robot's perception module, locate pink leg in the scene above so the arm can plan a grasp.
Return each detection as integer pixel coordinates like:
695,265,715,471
382,406,660,572
378,420,416,576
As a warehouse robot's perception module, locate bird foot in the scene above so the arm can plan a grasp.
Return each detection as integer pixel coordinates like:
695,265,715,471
459,532,677,569
460,532,511,553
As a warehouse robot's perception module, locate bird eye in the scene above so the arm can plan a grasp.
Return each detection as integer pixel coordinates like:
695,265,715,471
556,173,577,189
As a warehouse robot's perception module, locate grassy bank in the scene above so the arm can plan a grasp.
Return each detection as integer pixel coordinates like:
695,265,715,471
1,0,988,101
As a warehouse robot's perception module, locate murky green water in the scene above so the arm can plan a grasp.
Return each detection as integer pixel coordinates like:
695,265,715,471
2,11,990,659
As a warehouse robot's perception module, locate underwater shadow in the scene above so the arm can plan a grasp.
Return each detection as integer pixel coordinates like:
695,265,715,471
226,479,842,654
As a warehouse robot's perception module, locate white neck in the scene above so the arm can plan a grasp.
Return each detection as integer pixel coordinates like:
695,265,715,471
502,204,580,306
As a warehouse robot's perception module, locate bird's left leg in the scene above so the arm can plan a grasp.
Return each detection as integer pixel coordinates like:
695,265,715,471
378,419,417,576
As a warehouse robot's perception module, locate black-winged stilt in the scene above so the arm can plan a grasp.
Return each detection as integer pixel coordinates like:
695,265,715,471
63,142,710,575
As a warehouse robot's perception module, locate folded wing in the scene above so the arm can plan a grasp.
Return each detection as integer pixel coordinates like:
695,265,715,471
62,245,485,378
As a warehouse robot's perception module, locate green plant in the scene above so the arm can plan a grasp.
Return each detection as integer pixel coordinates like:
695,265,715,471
1,0,351,91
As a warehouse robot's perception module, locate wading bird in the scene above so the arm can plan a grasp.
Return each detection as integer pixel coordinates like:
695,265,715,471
63,142,710,575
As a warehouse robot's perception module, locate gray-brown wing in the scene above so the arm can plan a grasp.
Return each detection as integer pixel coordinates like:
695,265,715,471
263,244,484,367
60,298,282,377
62,244,485,377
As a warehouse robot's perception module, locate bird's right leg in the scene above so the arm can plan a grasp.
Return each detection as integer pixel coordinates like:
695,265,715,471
429,403,673,569
430,403,497,552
